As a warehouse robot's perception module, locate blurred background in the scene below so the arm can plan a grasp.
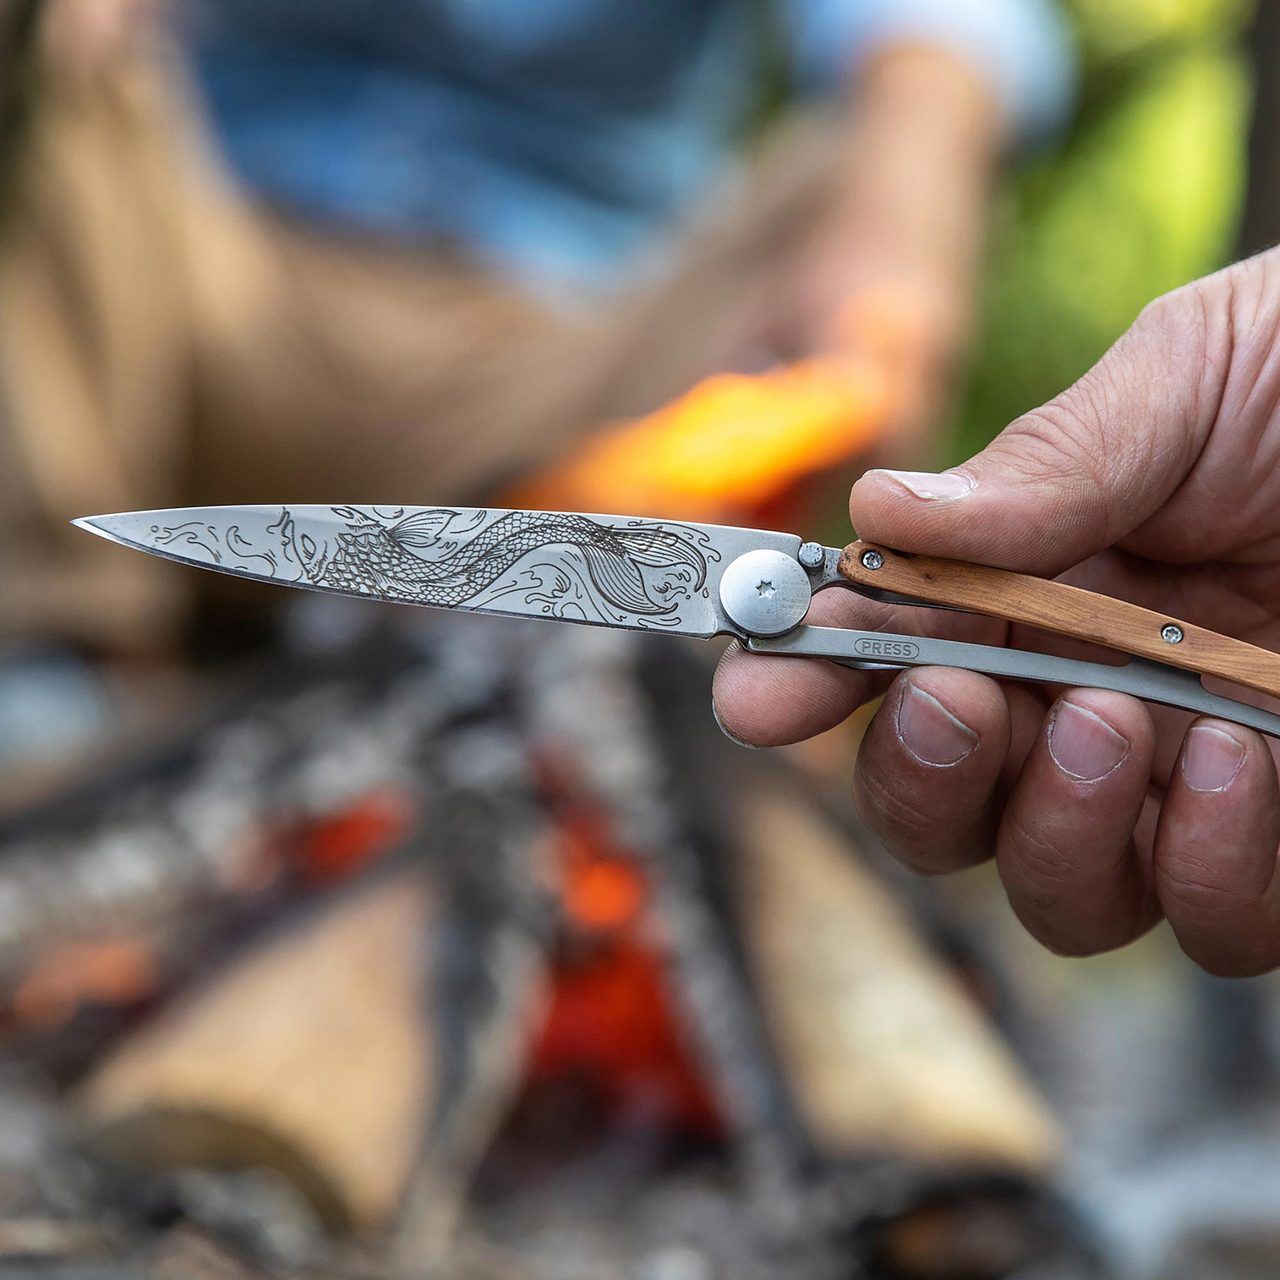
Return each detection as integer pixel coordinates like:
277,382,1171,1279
0,1,1276,1277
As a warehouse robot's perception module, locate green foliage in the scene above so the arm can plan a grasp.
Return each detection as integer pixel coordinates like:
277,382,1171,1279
1071,0,1252,67
951,0,1254,460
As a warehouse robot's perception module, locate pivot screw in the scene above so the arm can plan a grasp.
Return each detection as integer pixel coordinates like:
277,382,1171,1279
798,542,825,570
719,549,812,638
861,549,885,571
1161,623,1184,645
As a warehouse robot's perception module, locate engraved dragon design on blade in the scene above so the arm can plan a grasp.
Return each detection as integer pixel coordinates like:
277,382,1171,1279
156,505,718,625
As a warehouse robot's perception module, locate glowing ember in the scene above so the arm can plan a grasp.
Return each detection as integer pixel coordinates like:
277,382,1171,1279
522,772,723,1139
11,939,158,1030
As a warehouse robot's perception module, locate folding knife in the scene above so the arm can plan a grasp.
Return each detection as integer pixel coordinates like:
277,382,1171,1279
74,504,1280,739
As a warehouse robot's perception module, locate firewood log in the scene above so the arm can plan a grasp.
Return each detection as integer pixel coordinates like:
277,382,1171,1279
75,868,436,1233
733,781,1059,1172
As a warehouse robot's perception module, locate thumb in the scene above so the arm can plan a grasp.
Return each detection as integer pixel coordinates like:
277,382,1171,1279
849,278,1226,575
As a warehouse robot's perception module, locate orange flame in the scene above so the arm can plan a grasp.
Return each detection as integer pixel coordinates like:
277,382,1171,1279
509,356,891,521
522,765,723,1138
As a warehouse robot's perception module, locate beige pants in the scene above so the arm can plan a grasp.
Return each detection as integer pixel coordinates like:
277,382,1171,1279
0,42,833,650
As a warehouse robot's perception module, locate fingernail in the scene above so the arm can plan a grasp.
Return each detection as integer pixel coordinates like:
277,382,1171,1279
712,700,760,750
1047,699,1130,781
895,682,978,766
871,468,975,502
1181,725,1246,793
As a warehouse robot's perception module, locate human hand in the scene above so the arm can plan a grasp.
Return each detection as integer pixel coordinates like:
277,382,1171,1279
714,249,1280,975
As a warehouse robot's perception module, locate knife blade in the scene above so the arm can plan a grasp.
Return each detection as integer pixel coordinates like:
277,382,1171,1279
73,504,800,639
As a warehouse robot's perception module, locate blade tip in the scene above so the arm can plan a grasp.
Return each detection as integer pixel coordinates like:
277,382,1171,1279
70,513,128,544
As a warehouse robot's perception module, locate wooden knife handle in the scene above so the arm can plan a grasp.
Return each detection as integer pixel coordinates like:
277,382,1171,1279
840,540,1280,702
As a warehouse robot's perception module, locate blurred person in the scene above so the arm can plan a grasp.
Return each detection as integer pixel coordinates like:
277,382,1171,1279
0,0,1072,662
715,245,1280,979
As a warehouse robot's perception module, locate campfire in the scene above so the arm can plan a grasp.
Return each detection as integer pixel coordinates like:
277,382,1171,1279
0,363,1088,1277
0,613,1088,1278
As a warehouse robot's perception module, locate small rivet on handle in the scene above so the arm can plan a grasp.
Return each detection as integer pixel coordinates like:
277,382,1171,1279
798,542,825,569
861,549,885,571
1161,623,1184,645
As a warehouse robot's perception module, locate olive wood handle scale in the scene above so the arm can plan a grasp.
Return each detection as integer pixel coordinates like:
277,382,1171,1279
839,540,1280,702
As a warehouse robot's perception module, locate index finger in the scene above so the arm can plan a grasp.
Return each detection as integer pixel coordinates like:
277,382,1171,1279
711,584,1003,747
712,590,884,746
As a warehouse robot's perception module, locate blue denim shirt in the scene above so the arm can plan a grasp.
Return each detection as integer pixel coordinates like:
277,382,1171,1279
188,0,1073,292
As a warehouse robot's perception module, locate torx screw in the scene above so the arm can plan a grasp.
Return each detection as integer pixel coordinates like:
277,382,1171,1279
1161,623,1184,645
861,549,885,571
798,542,825,570
718,549,812,637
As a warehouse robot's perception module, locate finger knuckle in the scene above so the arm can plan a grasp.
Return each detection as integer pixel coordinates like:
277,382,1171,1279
1132,286,1185,339
998,812,1134,956
854,765,968,875
1158,854,1255,925
1000,810,1076,905
1133,275,1233,456
996,404,1108,487
855,761,934,837
994,405,1114,541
